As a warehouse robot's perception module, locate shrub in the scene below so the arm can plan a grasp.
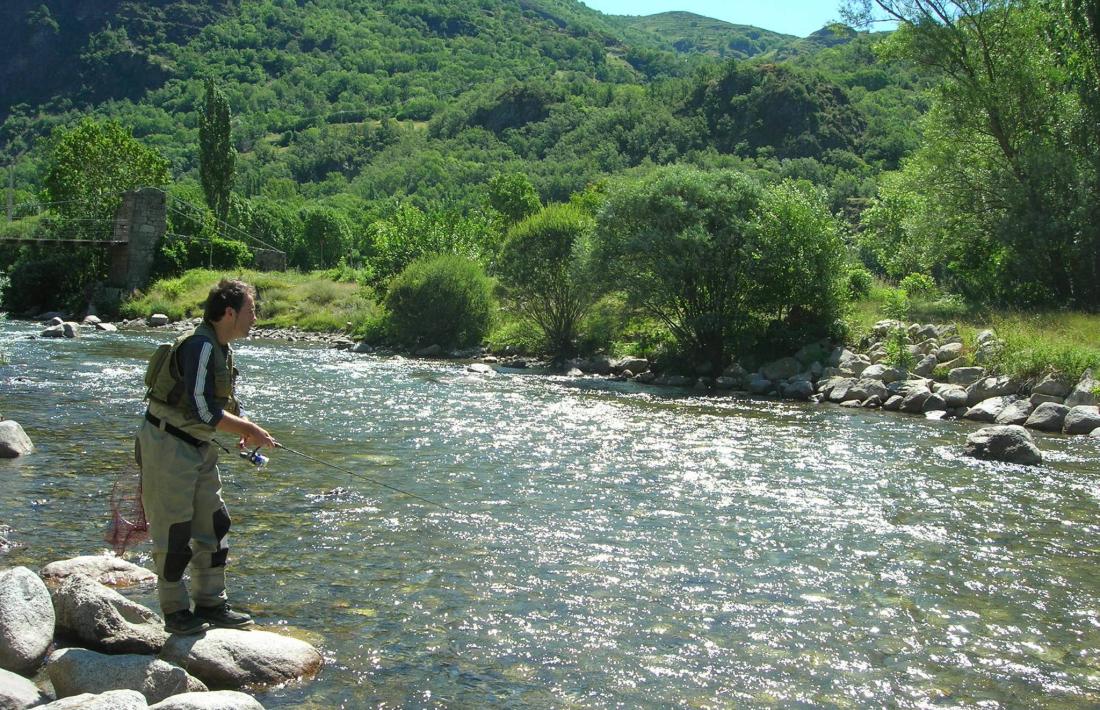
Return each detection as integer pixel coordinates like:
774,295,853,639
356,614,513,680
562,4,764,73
384,254,494,349
899,272,938,300
847,266,874,300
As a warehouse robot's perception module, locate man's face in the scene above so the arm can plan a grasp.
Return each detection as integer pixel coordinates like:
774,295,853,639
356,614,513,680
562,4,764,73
229,293,257,340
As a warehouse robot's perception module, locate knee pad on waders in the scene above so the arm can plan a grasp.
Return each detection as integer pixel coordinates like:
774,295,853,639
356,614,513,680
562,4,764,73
164,521,194,582
211,506,232,568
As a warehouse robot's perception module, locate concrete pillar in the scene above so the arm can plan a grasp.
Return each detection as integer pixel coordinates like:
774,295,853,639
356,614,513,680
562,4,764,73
107,188,166,291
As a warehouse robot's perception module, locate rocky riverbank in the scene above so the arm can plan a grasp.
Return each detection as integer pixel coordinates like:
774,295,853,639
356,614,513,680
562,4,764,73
0,556,322,709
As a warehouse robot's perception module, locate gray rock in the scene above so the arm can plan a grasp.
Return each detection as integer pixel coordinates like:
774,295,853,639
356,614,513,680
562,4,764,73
782,380,814,400
149,691,264,710
948,367,985,387
573,356,612,375
565,367,583,377
40,325,65,338
939,386,969,409
613,357,649,375
83,315,102,325
160,629,322,690
722,362,747,379
848,379,889,402
415,344,442,357
964,425,1042,465
0,422,34,458
922,393,948,413
714,377,737,390
976,329,998,345
52,574,168,654
95,322,119,332
862,395,883,408
837,351,871,377
1032,372,1073,398
934,323,959,340
912,354,938,378
48,648,206,704
859,364,906,384
60,323,79,338
633,372,656,384
898,387,932,414
915,338,938,356
465,363,494,375
915,323,939,341
1030,393,1065,406
350,341,373,354
1065,369,1098,407
964,396,1018,423
148,314,170,327
966,375,1019,406
872,319,903,338
934,342,964,363
1093,428,1100,439
994,399,1035,425
748,374,772,395
761,357,802,381
330,338,353,350
37,689,148,709
793,341,829,365
883,395,904,411
0,665,47,709
0,567,54,675
838,399,861,407
827,378,859,403
1063,405,1100,435
44,316,64,326
40,555,156,589
1024,402,1071,432
815,376,851,398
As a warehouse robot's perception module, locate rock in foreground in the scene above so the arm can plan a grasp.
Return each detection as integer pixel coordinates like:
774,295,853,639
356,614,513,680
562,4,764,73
160,628,322,689
149,690,265,709
0,567,54,675
0,421,34,458
52,574,168,654
48,648,206,704
41,555,157,588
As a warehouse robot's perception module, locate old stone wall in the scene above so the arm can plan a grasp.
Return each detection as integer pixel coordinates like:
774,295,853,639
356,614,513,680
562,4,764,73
106,188,166,291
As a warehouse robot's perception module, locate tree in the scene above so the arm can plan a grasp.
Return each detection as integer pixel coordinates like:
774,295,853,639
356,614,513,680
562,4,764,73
199,77,236,224
595,167,846,372
43,117,170,235
486,172,541,225
384,254,494,350
298,206,351,270
498,203,597,360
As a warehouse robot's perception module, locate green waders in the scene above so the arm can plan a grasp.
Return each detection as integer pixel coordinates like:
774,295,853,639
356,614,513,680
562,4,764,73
136,420,231,615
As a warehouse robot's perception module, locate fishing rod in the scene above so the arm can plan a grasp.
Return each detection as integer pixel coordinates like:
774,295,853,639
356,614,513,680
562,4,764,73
243,442,466,517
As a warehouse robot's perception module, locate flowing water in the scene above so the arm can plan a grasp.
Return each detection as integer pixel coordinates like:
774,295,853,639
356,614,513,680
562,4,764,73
2,319,1099,708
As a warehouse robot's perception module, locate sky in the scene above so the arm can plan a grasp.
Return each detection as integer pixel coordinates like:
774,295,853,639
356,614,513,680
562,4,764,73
578,0,849,38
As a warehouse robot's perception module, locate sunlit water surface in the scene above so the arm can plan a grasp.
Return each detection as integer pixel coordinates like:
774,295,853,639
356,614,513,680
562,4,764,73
2,320,1099,708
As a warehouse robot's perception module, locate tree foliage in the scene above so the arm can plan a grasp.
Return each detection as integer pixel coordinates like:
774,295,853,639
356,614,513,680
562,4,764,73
384,254,494,349
199,77,236,223
498,203,597,359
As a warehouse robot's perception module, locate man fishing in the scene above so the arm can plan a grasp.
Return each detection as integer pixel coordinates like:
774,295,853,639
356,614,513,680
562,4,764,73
136,278,277,635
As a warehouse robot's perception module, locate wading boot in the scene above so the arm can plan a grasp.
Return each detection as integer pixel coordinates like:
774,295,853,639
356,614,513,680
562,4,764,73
164,610,212,635
195,602,254,629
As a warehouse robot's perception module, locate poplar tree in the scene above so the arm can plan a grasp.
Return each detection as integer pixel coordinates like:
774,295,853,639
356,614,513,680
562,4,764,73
199,77,235,224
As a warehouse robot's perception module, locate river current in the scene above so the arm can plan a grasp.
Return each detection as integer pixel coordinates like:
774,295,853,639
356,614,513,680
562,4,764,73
1,319,1099,708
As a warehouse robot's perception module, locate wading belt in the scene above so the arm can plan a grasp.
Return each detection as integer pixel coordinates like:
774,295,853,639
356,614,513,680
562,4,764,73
145,410,204,448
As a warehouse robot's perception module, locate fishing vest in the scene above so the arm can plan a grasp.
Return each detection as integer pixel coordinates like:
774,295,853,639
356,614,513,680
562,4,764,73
145,322,240,441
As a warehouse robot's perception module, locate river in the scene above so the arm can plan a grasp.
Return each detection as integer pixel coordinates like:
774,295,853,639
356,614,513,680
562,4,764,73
1,319,1099,708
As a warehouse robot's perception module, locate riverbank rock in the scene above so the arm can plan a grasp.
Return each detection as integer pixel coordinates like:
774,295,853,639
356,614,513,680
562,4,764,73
466,363,494,375
860,364,905,383
1032,372,1072,399
948,366,985,386
0,421,34,458
898,387,932,414
52,574,168,654
0,666,47,708
37,689,147,709
48,648,206,704
148,314,170,327
994,399,1035,425
96,322,119,332
966,376,1019,406
160,628,322,690
149,690,265,710
0,567,54,675
760,357,801,381
1024,402,1070,432
1065,369,1098,407
41,555,156,588
1063,405,1100,435
964,395,1016,423
964,425,1042,465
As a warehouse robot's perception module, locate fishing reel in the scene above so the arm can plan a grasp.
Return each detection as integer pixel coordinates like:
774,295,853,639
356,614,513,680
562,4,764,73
239,447,269,468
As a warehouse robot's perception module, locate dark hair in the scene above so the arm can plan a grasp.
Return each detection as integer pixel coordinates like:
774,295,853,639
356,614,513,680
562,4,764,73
203,279,255,323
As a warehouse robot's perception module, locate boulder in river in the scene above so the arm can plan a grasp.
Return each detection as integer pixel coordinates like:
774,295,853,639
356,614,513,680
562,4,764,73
963,395,1017,423
52,574,168,654
1024,402,1070,432
1063,405,1100,435
48,648,206,704
37,689,147,709
0,567,54,675
966,375,1019,406
160,628,322,689
0,666,48,708
994,399,1035,426
0,421,34,458
948,366,985,387
964,425,1042,465
148,314,170,327
41,555,156,588
149,690,265,710
1065,369,1098,407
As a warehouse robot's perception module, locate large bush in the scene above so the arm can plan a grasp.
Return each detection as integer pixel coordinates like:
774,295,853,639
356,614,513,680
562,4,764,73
384,254,493,350
497,203,597,360
595,167,846,371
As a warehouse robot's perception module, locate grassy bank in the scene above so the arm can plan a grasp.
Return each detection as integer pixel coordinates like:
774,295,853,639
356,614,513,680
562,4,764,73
121,269,380,334
846,283,1100,382
127,269,1100,382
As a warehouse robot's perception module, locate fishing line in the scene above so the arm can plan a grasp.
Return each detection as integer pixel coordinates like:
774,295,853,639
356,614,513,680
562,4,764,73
266,442,467,517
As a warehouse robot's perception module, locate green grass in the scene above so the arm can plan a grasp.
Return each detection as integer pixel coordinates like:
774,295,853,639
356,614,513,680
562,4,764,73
848,282,1100,382
121,268,376,334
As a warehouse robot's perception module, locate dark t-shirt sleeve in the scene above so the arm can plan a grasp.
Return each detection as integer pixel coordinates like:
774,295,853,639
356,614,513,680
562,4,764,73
176,335,224,427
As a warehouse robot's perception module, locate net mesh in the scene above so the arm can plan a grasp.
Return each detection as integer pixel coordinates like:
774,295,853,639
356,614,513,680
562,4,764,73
105,466,149,556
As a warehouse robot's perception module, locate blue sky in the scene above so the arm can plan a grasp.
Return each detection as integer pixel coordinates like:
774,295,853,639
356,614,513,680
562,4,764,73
578,0,847,38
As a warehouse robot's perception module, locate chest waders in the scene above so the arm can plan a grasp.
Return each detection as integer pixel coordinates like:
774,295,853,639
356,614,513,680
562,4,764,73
136,323,239,617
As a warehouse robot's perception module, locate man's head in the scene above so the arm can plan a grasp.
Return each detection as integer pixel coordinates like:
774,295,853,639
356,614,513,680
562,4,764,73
204,279,257,342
